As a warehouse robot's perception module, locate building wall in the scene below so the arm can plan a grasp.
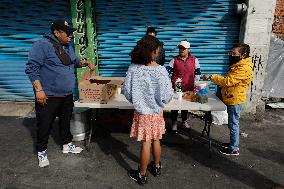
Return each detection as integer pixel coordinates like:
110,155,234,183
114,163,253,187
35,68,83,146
0,0,72,100
239,0,276,119
94,0,241,78
273,0,284,39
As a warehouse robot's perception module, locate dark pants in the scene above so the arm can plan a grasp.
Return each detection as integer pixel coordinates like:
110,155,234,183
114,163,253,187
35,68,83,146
171,110,188,122
35,94,74,152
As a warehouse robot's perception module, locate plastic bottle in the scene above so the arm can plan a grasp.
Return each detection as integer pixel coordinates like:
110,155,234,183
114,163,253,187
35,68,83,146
194,75,200,82
175,78,183,92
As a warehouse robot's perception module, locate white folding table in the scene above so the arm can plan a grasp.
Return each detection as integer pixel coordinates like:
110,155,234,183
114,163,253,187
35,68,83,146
74,93,226,156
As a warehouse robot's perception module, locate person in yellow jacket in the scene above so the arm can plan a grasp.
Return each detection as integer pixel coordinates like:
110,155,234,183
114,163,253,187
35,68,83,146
205,43,253,155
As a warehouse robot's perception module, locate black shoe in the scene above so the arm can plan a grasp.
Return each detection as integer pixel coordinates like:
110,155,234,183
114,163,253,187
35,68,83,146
171,129,178,134
128,169,147,185
219,148,239,156
148,161,162,177
221,143,239,151
221,143,230,149
172,122,178,134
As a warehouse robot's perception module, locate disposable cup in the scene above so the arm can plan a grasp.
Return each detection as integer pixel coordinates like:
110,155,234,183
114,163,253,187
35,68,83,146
176,92,183,101
116,87,121,95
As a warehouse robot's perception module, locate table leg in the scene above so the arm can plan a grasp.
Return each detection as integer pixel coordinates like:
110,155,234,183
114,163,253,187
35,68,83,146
85,108,97,151
202,111,212,157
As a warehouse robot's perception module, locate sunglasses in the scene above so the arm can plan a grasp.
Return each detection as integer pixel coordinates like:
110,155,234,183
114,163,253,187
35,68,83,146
178,47,187,51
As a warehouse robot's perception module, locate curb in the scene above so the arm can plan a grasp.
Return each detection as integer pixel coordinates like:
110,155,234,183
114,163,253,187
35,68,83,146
0,101,35,117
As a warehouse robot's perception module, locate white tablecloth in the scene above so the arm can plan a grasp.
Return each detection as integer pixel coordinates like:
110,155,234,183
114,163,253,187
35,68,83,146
74,93,226,112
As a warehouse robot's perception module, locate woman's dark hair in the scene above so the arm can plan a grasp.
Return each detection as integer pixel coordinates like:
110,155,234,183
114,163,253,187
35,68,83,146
130,35,162,65
233,43,250,58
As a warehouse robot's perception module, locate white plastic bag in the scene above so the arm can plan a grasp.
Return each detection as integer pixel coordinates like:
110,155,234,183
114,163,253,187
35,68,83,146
211,110,228,125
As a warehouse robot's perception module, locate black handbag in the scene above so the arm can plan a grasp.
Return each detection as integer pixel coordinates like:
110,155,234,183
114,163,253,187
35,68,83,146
49,38,72,66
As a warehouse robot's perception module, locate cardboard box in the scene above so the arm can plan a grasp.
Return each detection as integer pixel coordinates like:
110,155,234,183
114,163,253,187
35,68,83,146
79,76,124,103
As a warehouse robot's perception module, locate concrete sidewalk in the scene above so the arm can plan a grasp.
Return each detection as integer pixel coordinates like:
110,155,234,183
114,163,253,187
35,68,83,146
0,109,283,189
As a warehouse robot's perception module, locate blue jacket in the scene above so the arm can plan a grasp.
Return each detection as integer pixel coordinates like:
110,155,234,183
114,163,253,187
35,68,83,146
25,34,80,96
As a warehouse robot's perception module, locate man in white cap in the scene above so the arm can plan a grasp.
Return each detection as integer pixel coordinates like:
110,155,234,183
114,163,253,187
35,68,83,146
166,40,201,133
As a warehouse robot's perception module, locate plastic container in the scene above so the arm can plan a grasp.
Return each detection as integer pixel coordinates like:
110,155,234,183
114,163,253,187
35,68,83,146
198,89,209,104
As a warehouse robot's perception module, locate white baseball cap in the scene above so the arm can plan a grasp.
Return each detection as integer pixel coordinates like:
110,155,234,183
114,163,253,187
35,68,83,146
177,40,190,49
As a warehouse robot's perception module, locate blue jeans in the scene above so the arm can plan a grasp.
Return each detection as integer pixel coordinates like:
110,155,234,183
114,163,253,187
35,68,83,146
227,104,244,151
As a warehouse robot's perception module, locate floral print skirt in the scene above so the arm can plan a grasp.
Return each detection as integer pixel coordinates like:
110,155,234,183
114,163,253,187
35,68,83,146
130,111,166,141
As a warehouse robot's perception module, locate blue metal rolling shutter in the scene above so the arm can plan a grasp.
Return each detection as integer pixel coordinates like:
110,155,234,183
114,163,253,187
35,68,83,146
95,0,240,77
0,0,72,100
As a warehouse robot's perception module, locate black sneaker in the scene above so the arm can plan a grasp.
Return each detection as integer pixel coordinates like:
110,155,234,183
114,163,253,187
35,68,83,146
148,161,162,177
221,143,230,149
171,122,178,134
171,129,178,134
219,148,239,156
221,143,239,151
128,169,147,185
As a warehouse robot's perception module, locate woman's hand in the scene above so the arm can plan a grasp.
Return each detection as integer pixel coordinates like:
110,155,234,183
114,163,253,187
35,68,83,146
202,74,212,80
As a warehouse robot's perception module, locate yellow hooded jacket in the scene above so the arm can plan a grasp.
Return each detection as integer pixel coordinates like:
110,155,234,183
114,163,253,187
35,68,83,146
211,57,254,105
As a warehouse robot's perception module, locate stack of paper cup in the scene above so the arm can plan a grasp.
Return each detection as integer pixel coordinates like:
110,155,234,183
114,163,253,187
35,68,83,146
176,92,183,101
116,87,121,96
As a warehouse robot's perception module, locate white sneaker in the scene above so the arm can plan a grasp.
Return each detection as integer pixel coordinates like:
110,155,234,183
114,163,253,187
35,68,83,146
182,121,191,129
62,142,83,154
38,150,50,168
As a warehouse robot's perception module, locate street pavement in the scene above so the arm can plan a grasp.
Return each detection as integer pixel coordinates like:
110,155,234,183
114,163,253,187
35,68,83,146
0,109,283,189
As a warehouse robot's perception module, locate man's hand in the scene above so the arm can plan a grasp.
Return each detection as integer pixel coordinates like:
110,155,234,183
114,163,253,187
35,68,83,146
87,62,95,71
36,90,48,106
33,80,47,106
80,60,96,71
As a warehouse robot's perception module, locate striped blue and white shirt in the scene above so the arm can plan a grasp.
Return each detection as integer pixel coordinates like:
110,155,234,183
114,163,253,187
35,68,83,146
123,64,174,114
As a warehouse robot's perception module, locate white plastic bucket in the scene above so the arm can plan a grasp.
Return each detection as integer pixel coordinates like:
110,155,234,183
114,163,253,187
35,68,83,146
70,111,90,141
